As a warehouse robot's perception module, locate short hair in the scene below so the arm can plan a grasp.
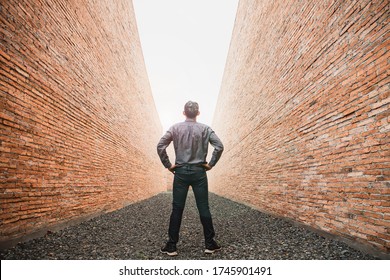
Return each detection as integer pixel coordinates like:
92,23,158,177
184,101,199,118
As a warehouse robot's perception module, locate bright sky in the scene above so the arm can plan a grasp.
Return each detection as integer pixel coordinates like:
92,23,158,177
133,0,239,133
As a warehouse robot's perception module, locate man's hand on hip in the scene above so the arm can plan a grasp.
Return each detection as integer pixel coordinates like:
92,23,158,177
202,163,212,171
168,164,177,174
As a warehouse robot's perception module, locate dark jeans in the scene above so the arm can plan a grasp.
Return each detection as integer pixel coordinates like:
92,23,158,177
168,165,215,247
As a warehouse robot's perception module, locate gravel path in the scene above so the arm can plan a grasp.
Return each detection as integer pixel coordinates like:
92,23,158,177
0,191,377,260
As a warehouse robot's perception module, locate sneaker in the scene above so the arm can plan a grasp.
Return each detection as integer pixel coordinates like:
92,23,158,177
160,243,178,256
205,240,221,254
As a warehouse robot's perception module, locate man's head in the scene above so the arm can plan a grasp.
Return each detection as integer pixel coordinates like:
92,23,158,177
184,101,200,119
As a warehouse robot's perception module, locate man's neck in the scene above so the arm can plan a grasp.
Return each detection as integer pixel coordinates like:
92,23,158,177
185,117,197,122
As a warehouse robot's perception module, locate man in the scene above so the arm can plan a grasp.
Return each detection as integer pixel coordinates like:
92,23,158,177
157,101,224,256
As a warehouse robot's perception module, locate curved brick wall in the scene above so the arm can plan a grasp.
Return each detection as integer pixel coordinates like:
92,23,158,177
0,0,165,246
211,0,389,255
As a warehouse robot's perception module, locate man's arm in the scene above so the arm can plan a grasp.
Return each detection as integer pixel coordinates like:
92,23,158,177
157,130,173,169
208,130,224,167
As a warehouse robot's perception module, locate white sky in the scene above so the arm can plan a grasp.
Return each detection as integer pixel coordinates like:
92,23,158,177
133,0,239,133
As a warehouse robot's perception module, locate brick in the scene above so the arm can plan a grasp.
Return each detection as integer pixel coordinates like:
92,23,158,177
0,0,165,244
210,0,390,253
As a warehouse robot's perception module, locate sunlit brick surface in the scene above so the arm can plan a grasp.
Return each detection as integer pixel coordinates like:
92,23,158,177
210,0,389,254
0,0,165,246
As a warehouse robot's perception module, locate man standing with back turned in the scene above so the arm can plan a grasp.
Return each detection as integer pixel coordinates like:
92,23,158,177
157,101,224,256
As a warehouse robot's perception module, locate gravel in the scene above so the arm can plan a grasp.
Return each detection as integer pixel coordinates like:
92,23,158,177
0,191,377,260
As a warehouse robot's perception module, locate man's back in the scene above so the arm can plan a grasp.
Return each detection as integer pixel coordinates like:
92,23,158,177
157,119,223,168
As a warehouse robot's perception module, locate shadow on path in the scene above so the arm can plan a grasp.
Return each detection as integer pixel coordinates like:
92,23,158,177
0,192,376,260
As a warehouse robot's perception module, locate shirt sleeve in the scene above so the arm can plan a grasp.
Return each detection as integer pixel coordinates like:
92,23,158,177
157,129,173,168
208,130,224,167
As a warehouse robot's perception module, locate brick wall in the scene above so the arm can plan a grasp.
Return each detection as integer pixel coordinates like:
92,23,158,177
210,0,389,255
0,0,165,246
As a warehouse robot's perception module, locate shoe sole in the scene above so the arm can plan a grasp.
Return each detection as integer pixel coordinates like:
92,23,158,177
160,249,178,256
204,247,222,254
